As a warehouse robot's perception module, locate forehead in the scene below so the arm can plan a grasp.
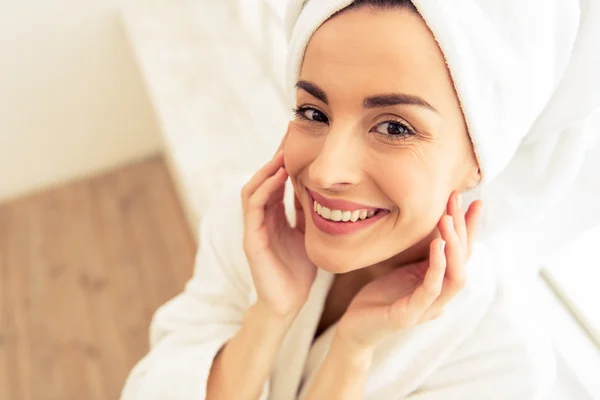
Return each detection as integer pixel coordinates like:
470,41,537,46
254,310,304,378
300,7,456,107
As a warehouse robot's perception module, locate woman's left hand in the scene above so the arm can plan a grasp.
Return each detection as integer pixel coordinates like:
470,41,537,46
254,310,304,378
336,192,484,353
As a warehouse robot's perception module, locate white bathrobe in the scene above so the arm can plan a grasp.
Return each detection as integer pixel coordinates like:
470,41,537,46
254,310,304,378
121,178,556,400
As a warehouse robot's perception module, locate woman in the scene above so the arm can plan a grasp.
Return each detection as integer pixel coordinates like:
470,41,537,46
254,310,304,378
122,0,600,399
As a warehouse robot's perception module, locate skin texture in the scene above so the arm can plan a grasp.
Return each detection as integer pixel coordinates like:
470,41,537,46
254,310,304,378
285,6,480,277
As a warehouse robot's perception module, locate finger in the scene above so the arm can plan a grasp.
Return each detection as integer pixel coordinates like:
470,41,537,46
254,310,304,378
447,192,467,254
242,151,285,208
403,238,446,321
245,167,288,232
439,214,465,285
420,308,444,323
465,200,484,256
422,216,465,318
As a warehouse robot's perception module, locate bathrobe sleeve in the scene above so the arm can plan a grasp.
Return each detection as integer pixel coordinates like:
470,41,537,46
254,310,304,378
120,180,270,400
403,284,556,400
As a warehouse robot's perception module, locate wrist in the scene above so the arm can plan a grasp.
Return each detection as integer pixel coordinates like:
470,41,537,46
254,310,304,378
304,332,372,399
250,301,299,331
330,332,374,371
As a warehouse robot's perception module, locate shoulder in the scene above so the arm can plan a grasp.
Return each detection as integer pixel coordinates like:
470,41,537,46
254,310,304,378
191,175,251,291
437,277,557,398
199,175,249,240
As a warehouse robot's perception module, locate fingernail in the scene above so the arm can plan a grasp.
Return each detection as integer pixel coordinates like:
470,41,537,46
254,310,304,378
440,240,446,251
458,194,463,209
447,215,454,229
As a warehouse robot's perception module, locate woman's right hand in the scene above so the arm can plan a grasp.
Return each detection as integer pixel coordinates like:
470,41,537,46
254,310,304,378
241,148,317,321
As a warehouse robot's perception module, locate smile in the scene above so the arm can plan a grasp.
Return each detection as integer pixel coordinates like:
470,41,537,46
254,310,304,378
307,189,390,236
313,200,377,222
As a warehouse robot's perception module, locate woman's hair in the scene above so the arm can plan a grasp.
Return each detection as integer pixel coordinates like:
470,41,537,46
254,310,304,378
346,0,417,12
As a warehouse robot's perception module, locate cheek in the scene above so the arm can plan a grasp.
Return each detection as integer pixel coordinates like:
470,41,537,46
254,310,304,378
371,153,432,202
372,153,449,218
283,123,318,180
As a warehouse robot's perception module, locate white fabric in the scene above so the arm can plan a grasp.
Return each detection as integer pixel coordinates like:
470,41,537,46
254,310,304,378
121,2,600,397
121,179,556,399
285,0,600,275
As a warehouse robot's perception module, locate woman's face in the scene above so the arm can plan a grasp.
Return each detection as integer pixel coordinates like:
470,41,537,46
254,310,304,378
285,6,479,273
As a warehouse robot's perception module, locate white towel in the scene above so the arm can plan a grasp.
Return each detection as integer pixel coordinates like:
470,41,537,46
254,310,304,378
285,0,600,275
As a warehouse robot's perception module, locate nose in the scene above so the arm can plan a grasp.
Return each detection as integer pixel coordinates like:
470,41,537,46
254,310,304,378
308,124,362,190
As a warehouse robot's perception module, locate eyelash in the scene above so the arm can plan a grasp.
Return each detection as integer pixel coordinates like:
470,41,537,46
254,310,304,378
292,105,416,141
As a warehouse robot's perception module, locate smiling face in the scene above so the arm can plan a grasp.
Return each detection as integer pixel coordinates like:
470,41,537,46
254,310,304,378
284,5,480,273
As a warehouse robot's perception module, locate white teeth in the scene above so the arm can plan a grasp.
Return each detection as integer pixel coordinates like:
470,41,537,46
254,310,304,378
330,209,342,221
313,199,380,222
341,211,351,221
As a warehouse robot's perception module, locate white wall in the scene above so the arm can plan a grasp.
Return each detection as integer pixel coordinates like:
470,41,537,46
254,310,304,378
0,0,163,203
120,0,291,229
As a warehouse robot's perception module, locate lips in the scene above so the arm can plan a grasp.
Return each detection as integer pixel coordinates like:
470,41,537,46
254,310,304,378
306,188,390,236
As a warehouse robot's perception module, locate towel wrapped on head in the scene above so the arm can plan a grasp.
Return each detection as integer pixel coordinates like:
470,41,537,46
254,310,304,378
285,0,600,274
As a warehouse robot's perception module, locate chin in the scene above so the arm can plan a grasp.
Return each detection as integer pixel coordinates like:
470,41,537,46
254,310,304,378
305,237,367,273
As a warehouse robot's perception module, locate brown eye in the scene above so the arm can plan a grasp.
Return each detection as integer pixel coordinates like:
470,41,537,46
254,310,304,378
294,107,329,124
373,121,413,137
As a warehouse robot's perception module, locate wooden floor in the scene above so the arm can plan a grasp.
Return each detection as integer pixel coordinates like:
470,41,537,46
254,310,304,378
0,156,197,400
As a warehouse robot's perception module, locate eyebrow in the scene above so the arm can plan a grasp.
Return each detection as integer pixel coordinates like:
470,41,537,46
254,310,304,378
295,80,438,114
296,80,328,104
364,94,438,113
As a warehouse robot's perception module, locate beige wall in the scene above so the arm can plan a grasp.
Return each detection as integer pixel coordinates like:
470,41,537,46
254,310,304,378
0,0,163,203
